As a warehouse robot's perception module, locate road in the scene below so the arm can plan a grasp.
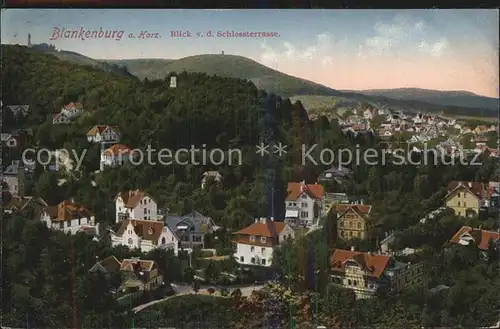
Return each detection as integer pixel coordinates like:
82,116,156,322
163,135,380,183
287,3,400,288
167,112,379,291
132,283,265,313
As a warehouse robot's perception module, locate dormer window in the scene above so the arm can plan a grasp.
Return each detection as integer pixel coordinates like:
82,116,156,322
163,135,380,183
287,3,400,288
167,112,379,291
250,235,256,242
260,237,267,243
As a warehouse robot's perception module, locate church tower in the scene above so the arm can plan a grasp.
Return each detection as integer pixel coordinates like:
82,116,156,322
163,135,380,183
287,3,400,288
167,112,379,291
28,33,32,48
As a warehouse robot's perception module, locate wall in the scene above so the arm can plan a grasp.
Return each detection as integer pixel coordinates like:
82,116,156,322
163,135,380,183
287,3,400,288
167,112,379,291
234,243,273,267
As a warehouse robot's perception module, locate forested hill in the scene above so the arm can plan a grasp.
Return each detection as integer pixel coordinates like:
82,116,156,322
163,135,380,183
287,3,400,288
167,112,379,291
2,44,330,223
1,44,306,151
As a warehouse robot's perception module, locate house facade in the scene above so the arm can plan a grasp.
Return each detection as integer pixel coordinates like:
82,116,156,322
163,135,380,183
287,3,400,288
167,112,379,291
110,218,179,255
201,171,222,189
100,144,134,170
285,181,324,228
165,211,216,250
42,199,97,235
87,125,121,143
444,181,495,217
115,189,158,223
232,218,295,267
330,248,425,299
119,258,164,293
1,134,17,148
335,203,373,240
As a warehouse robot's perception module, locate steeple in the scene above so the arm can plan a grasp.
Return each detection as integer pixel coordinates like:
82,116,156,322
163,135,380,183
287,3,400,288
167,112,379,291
28,34,32,48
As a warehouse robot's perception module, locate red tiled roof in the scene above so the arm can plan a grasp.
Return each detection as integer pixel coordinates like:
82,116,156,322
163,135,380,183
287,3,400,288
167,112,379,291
233,221,287,238
102,144,133,156
449,226,500,250
46,199,93,222
330,249,391,278
87,125,120,136
116,189,149,208
286,182,324,201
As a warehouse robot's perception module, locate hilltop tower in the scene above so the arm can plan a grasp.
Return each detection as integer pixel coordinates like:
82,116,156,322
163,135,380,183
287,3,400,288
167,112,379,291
27,34,32,48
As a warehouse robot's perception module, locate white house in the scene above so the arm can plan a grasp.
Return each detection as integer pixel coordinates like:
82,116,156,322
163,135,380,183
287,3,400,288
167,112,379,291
1,134,17,148
52,111,72,124
201,171,222,189
110,218,179,255
52,102,84,124
62,102,84,118
87,125,121,143
284,181,324,227
100,144,134,170
42,199,97,235
232,218,295,267
115,189,158,223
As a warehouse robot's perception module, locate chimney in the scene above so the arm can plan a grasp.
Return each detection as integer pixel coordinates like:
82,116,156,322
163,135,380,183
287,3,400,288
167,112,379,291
260,217,266,224
350,246,355,251
468,182,472,188
360,199,363,205
255,218,259,223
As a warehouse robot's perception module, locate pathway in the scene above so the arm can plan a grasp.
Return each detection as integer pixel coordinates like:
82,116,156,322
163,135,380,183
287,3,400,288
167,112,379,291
132,283,264,313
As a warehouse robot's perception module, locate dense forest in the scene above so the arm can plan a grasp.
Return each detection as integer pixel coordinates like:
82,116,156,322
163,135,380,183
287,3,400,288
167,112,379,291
1,44,499,328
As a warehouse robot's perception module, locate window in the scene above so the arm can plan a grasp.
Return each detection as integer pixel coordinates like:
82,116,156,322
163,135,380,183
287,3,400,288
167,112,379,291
128,238,133,245
357,222,361,229
140,200,142,205
340,230,344,237
250,236,256,242
301,202,307,208
458,201,461,207
464,202,467,208
261,259,266,265
240,256,244,262
161,237,166,244
260,237,267,243
301,211,308,218
353,280,357,286
301,194,307,199
144,208,147,214
250,246,255,252
457,193,460,198
348,279,351,285
261,248,265,254
251,257,255,264
339,222,343,228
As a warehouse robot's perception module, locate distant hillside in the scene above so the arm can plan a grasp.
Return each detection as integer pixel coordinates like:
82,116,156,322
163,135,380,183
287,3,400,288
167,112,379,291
23,46,498,118
349,88,499,111
30,47,137,79
103,55,344,98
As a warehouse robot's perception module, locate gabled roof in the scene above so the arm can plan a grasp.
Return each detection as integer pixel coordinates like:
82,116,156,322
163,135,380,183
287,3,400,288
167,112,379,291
64,102,83,110
4,196,48,212
115,218,164,242
330,249,391,278
445,181,493,201
1,133,15,142
102,144,133,156
165,211,212,233
115,189,151,208
449,226,500,251
336,203,372,216
87,125,120,136
286,182,324,201
120,259,155,272
90,255,121,273
46,200,94,222
233,221,287,238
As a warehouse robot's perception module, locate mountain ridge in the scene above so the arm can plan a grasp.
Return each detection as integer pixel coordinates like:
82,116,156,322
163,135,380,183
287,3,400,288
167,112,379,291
16,45,498,116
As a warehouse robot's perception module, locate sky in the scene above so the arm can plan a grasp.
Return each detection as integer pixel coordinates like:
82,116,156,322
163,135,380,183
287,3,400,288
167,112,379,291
1,9,499,98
